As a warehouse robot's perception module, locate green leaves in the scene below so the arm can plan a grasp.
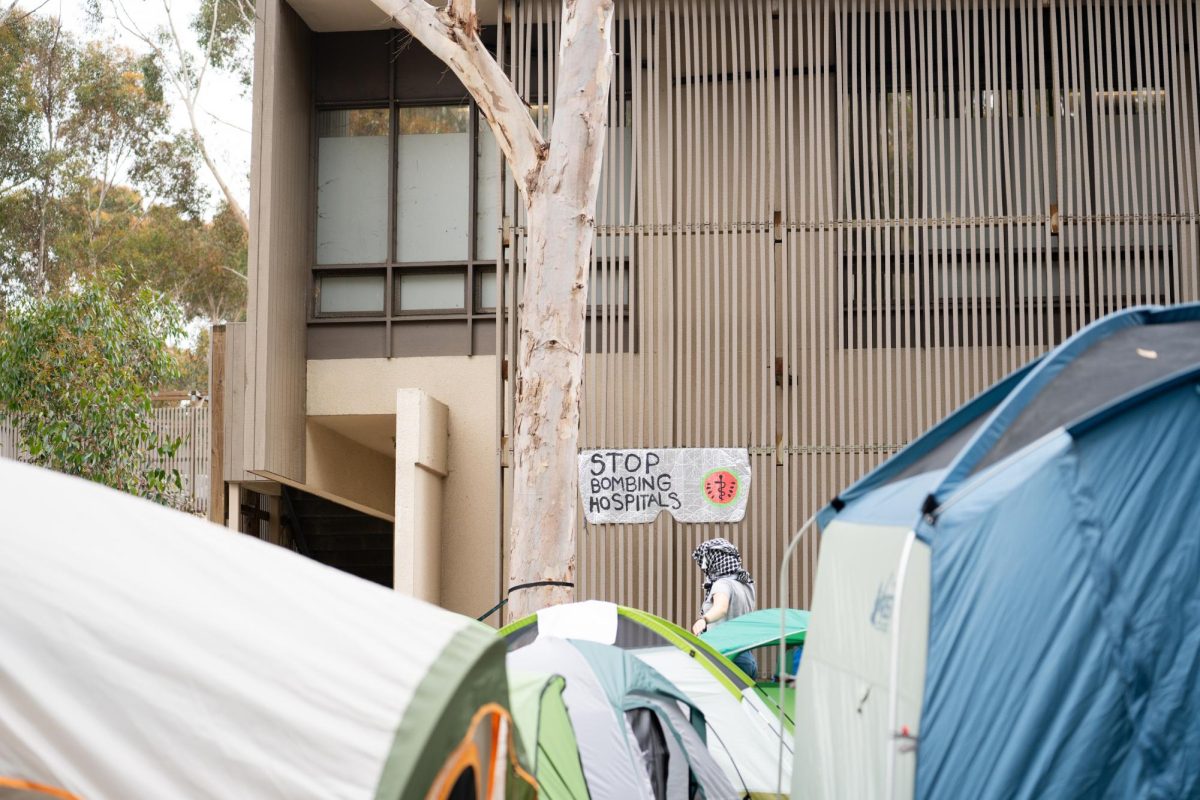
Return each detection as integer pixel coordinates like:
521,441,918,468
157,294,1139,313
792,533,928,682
0,8,41,197
0,10,215,299
0,269,186,504
192,0,255,89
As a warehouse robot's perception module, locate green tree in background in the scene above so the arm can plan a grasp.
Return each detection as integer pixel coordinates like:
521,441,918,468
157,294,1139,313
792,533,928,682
94,0,253,232
0,10,211,296
107,201,247,324
0,5,246,397
0,270,185,503
0,5,40,199
165,327,211,393
192,0,255,90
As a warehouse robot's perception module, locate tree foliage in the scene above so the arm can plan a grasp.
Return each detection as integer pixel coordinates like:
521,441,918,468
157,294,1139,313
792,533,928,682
0,7,243,326
0,10,200,284
95,0,251,232
165,327,210,393
0,6,41,198
91,199,247,324
192,0,255,89
0,270,185,502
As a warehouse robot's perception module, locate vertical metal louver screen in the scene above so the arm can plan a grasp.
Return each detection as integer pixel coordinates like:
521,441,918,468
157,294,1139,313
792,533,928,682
498,0,1200,624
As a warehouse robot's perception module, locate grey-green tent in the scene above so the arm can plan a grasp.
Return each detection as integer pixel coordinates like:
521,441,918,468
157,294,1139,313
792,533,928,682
0,458,533,800
508,671,590,800
500,600,791,797
509,637,737,800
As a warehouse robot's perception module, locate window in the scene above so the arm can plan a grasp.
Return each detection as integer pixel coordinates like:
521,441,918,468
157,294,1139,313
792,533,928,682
309,30,638,359
475,269,497,312
310,101,500,358
395,105,471,262
316,109,389,265
317,273,386,315
397,271,467,312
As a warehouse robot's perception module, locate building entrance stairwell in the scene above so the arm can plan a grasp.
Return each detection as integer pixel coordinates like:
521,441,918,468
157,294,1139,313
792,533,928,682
281,486,394,587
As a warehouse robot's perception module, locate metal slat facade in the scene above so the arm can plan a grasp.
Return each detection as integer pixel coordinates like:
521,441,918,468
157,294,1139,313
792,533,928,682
499,0,1200,622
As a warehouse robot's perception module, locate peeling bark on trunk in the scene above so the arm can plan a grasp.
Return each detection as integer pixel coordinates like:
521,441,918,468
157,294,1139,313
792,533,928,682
505,0,615,619
372,0,615,621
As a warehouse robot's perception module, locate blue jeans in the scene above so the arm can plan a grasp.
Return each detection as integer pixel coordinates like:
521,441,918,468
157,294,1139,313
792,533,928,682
733,650,758,680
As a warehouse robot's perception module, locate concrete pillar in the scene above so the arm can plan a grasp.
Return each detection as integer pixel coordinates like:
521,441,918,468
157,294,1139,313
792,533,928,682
226,483,240,531
267,494,283,546
394,389,449,603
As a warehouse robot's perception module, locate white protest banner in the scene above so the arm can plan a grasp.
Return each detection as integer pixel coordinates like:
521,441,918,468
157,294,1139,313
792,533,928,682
578,448,752,524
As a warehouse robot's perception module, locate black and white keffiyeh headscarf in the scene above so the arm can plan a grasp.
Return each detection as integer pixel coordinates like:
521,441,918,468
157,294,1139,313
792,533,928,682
692,538,754,603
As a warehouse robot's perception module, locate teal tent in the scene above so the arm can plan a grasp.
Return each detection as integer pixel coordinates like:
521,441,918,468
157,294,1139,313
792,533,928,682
701,608,810,733
795,303,1200,799
701,608,810,657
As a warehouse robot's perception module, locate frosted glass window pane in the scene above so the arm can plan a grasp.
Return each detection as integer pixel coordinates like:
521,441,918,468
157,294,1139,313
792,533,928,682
477,270,497,309
396,106,469,262
319,274,385,314
317,109,389,264
476,120,501,261
399,272,465,311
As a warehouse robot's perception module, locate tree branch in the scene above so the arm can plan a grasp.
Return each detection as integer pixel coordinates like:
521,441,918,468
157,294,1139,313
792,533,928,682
219,264,247,282
447,0,477,36
234,0,254,26
105,0,250,234
6,0,51,24
179,90,249,232
191,0,224,100
368,0,546,198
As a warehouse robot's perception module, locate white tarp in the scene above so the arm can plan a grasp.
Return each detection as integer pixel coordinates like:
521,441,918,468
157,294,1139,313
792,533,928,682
536,600,619,644
792,520,930,800
0,459,471,799
578,448,751,524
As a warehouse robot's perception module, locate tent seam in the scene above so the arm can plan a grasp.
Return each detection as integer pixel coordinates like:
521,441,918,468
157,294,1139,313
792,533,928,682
1065,450,1141,746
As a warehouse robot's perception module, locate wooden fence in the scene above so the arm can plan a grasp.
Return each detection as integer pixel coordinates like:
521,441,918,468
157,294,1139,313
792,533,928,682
0,403,211,515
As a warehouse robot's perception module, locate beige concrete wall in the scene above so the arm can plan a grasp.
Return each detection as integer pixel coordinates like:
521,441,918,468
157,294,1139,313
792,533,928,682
308,357,497,619
305,421,396,516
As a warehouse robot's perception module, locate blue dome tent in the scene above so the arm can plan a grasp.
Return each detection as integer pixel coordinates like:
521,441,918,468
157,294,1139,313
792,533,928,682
794,304,1200,800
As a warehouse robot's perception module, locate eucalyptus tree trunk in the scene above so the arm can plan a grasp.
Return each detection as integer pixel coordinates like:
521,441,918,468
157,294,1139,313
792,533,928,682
370,0,615,620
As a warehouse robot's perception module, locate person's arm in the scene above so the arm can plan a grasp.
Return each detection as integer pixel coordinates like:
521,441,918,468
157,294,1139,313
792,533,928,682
692,592,730,635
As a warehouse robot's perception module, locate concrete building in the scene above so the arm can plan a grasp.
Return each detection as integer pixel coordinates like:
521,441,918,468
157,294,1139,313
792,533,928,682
217,0,1200,624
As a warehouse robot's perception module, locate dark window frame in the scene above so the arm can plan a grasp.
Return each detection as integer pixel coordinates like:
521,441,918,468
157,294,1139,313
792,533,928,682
313,268,389,319
394,266,470,316
309,29,639,358
310,33,501,357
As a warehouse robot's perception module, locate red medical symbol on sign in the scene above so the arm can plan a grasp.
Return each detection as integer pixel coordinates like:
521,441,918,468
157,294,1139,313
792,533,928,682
703,469,739,506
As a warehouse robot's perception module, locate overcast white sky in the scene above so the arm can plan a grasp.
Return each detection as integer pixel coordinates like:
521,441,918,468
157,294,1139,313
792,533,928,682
54,0,253,215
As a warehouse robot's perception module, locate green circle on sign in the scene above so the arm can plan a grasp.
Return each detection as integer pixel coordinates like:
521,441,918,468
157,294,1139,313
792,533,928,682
702,468,741,507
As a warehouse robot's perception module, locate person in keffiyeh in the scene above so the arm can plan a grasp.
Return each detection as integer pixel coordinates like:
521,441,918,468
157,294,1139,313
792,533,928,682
690,538,758,678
